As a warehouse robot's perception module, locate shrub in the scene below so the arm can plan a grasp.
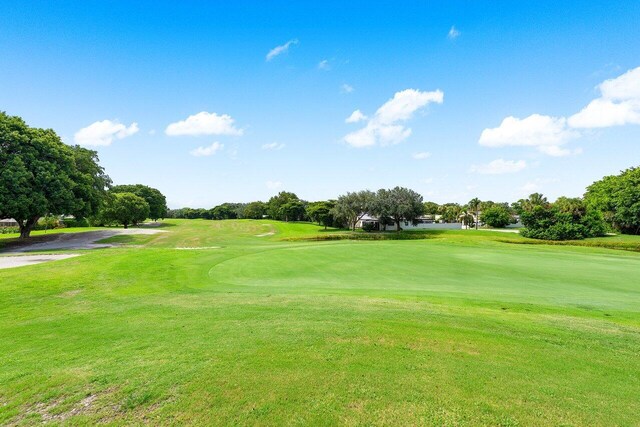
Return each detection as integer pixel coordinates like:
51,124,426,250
520,200,607,241
361,222,377,232
480,206,512,228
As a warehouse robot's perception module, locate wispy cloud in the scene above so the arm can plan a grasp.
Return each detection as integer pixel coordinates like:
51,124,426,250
262,142,285,151
344,88,444,147
74,120,139,146
266,180,283,190
470,159,526,175
412,152,431,160
266,39,298,61
345,110,367,123
341,83,354,94
448,26,460,40
318,59,330,70
166,112,243,136
190,142,224,157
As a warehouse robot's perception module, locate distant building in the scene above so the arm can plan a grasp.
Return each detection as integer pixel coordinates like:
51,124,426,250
356,214,460,231
0,218,18,227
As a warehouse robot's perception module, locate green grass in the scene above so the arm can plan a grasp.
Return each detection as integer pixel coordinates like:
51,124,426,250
1,219,639,425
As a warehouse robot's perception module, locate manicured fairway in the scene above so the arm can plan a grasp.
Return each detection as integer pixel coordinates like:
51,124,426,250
1,220,639,425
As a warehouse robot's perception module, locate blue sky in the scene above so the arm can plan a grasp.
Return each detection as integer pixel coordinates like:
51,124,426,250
2,1,639,208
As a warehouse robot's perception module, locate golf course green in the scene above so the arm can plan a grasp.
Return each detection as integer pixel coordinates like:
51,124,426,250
1,219,639,425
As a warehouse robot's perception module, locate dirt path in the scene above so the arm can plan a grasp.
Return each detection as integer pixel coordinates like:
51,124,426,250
1,228,166,253
0,254,80,269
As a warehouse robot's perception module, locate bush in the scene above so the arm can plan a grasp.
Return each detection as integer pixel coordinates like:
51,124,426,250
0,226,19,234
520,201,607,241
62,217,90,228
480,206,512,228
361,222,377,232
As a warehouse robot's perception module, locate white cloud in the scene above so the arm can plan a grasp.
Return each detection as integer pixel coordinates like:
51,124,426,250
341,84,354,94
521,181,539,193
266,39,298,61
190,142,224,157
318,59,330,70
266,180,282,190
537,145,582,157
412,152,431,160
569,66,640,128
478,66,640,157
599,66,640,100
74,120,139,146
345,110,367,123
448,26,460,40
479,114,579,156
262,142,285,150
422,178,434,184
568,98,640,128
165,112,243,136
470,159,527,175
344,88,444,148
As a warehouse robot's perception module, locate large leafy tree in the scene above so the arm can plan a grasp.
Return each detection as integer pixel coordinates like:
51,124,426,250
243,201,266,219
423,201,440,215
372,187,424,232
100,192,150,229
0,112,110,238
438,203,462,223
585,167,640,234
111,184,167,221
267,191,306,221
332,190,376,231
306,201,336,229
70,146,112,218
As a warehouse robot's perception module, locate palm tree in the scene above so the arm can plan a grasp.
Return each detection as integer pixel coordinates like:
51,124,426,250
468,197,481,230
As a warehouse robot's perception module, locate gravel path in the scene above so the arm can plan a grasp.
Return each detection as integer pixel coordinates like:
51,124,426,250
1,228,166,253
0,254,80,269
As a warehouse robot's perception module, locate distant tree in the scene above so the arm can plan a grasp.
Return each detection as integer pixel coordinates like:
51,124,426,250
243,201,266,219
210,203,239,220
111,184,167,221
332,190,376,231
423,201,440,215
267,191,304,221
438,203,462,223
372,187,424,232
306,201,336,229
460,209,475,228
468,197,481,230
101,192,149,229
585,167,640,234
0,112,110,238
280,200,306,222
480,205,512,228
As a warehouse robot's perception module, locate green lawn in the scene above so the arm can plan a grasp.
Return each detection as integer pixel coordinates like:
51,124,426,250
1,219,639,425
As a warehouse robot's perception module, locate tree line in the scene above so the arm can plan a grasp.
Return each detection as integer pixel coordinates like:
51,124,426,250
0,112,168,237
2,112,638,240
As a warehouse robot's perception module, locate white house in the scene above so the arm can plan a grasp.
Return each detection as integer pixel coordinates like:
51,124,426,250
356,214,461,231
0,218,18,227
